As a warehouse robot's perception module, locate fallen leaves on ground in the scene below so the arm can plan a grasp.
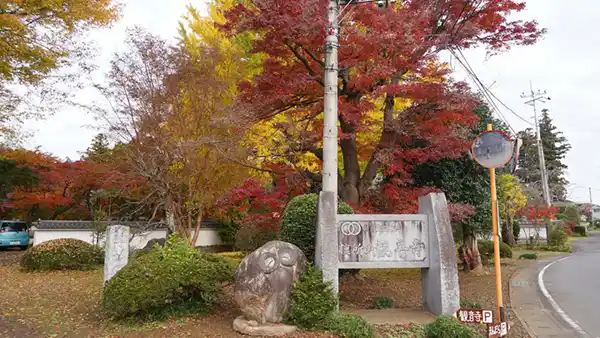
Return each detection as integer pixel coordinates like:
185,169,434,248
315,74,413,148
0,253,532,338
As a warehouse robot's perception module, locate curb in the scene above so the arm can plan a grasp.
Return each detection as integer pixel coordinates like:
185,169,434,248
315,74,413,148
508,262,538,338
509,255,573,338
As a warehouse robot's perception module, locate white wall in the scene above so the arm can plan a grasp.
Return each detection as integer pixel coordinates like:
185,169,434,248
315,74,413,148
192,228,223,247
518,226,548,241
32,228,223,249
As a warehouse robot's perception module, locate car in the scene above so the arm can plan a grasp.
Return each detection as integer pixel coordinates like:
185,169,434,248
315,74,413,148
0,220,30,250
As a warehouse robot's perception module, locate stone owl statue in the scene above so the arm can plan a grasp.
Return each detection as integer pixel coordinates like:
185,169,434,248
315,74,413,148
234,240,307,324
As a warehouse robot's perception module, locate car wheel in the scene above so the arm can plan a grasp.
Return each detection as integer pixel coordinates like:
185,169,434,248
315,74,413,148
20,246,28,251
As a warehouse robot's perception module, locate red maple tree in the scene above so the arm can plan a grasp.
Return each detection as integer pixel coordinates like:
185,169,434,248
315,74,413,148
222,0,545,213
0,148,127,221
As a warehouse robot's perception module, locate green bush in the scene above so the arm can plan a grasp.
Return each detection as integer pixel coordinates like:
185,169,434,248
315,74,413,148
477,240,513,260
549,228,569,247
319,312,373,338
519,253,538,260
513,222,521,242
234,225,278,252
286,265,338,329
573,225,588,236
102,234,235,319
374,296,394,309
217,218,241,247
424,315,483,338
20,238,104,271
279,194,353,263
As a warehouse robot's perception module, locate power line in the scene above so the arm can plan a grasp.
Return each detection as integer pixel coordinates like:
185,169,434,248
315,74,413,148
449,49,514,133
451,48,534,132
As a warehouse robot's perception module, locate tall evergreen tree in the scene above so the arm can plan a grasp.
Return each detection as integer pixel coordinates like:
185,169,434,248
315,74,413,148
515,109,571,201
412,101,509,272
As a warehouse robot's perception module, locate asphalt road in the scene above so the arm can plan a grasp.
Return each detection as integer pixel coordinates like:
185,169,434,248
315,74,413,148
542,232,600,337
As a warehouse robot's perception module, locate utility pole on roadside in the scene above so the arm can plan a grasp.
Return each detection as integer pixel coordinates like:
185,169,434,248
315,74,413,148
521,82,552,207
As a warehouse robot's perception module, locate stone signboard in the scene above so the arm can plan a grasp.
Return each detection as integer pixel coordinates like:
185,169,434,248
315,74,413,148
315,192,460,316
337,215,429,269
103,225,130,283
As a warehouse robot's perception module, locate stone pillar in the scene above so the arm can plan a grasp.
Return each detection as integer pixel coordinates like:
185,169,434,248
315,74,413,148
315,191,339,297
418,193,460,315
103,225,130,284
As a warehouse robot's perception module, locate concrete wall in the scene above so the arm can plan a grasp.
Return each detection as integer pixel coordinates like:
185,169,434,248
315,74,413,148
32,227,223,249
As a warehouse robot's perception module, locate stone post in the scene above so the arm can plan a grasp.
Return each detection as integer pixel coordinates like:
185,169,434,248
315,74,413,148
314,191,339,297
418,193,460,315
103,225,130,284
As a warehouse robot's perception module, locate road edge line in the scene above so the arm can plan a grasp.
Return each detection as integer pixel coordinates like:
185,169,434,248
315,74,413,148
537,256,589,337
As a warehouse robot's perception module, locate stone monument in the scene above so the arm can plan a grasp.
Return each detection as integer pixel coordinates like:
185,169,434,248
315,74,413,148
103,225,130,283
315,192,460,316
233,240,307,336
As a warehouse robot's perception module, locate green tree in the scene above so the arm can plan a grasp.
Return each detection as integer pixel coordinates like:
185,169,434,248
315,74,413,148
412,101,509,272
515,109,571,201
497,173,527,245
81,133,112,163
0,156,39,217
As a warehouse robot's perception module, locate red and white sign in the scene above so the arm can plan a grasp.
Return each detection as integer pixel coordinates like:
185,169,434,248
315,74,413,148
456,308,494,324
487,322,508,337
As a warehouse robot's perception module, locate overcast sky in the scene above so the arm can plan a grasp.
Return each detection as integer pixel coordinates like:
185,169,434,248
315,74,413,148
23,0,598,204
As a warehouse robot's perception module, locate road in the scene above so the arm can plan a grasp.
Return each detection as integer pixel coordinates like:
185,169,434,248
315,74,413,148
542,231,600,337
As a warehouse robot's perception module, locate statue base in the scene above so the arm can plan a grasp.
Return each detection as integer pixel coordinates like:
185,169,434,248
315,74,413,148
232,316,297,336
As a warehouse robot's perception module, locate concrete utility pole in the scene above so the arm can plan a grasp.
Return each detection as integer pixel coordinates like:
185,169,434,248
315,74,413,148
323,0,395,195
322,0,340,196
521,82,551,207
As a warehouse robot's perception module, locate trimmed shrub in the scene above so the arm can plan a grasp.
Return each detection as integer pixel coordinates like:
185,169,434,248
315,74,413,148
20,238,103,271
519,253,538,260
319,312,373,338
279,193,353,263
286,265,338,329
549,228,569,247
477,240,513,260
424,315,483,338
573,225,588,236
234,225,278,252
102,235,235,319
374,296,394,309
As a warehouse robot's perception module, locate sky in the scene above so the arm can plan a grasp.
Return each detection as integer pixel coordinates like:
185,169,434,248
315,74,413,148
23,0,599,204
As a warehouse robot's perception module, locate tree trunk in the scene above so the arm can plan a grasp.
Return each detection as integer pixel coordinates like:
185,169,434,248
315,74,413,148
502,213,516,246
461,233,484,274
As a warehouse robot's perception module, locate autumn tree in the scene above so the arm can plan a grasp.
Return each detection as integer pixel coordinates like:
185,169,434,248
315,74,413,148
516,109,571,201
497,173,526,245
221,0,545,211
0,0,120,143
0,148,122,221
412,102,508,272
93,28,251,244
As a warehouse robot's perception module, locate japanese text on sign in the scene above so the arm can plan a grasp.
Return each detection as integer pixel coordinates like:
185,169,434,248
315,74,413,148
456,308,493,324
487,322,508,337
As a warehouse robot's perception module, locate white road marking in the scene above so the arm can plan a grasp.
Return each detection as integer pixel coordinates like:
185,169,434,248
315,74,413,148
538,256,590,337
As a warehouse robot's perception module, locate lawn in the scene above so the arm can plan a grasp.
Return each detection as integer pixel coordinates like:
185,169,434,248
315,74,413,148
0,252,540,338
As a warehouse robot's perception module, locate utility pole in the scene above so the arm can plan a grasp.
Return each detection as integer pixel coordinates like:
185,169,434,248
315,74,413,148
322,0,340,196
521,82,551,207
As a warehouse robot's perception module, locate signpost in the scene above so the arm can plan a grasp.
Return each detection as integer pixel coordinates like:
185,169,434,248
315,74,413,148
487,322,508,337
471,124,515,328
456,308,493,324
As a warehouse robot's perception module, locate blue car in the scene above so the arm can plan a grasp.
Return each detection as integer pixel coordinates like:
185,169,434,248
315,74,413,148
0,220,30,250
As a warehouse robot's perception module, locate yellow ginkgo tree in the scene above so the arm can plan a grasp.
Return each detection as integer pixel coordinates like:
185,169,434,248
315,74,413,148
497,173,527,245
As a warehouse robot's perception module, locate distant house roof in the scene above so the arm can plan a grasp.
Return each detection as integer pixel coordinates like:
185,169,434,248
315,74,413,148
32,220,168,230
32,219,223,230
